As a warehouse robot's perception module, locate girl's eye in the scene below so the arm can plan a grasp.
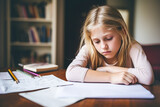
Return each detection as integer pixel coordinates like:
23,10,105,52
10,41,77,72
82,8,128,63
106,37,113,40
93,40,100,44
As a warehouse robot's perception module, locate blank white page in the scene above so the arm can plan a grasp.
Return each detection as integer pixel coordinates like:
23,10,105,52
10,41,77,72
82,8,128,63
55,82,154,99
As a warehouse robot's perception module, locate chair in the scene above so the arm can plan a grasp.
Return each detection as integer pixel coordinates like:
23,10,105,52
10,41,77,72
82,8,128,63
142,44,160,81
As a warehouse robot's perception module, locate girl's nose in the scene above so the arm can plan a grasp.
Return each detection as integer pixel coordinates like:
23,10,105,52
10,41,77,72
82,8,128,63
101,41,108,49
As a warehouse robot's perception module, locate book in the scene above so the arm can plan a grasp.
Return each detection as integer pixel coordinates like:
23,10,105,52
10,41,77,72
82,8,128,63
22,63,58,72
30,26,40,42
12,2,47,18
45,2,52,19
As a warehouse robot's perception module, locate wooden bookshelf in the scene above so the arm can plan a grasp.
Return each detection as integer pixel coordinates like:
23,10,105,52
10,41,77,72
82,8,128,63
6,0,64,68
11,18,52,22
11,42,51,47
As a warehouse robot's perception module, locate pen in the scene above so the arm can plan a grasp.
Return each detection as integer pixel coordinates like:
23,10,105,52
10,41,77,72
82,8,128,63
57,84,73,87
8,69,19,84
16,69,34,78
23,69,41,77
18,63,40,77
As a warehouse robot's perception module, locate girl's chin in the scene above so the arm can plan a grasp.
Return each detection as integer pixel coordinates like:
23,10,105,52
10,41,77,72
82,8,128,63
103,55,114,59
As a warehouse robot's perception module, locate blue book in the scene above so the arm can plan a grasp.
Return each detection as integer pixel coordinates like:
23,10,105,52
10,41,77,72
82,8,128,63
41,26,46,42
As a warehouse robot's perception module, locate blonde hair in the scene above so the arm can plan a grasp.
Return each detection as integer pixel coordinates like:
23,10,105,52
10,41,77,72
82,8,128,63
80,5,136,70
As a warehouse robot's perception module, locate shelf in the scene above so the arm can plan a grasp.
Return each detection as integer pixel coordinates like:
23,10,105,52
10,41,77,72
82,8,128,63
7,0,64,68
11,42,51,47
11,18,52,23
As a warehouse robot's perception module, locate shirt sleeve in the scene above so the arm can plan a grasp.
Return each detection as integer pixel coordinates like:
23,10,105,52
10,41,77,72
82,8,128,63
66,45,89,82
128,43,154,85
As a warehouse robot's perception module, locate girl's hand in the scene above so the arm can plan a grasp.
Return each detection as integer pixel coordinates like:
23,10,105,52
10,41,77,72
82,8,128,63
110,71,138,85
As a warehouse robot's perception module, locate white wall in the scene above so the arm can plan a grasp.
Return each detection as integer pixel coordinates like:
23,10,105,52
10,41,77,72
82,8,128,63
134,0,160,44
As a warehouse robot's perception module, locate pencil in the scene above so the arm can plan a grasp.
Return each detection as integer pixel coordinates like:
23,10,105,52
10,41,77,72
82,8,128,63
8,70,15,81
8,69,19,84
23,69,41,77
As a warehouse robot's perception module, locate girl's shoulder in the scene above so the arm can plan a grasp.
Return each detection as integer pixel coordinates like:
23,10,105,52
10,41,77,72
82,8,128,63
131,42,142,50
77,45,89,56
79,45,88,52
129,42,144,54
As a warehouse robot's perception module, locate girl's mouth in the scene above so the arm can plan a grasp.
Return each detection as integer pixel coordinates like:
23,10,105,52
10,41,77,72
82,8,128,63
102,51,111,55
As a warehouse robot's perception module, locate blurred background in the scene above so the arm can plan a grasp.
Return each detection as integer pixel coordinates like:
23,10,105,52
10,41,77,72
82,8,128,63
0,0,160,69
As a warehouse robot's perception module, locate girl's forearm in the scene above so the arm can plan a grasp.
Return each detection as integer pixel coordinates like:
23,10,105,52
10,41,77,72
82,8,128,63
84,68,137,85
84,66,129,83
96,66,128,73
84,69,111,83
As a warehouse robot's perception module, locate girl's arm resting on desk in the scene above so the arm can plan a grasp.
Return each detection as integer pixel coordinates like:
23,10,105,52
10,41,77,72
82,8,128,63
66,45,89,82
84,69,111,83
67,65,137,85
84,69,137,85
96,65,154,85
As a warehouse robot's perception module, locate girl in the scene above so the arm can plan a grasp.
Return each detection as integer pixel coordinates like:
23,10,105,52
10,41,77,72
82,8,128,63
66,5,154,85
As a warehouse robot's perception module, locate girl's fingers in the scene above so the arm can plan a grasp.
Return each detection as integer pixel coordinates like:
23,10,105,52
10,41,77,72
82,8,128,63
123,76,132,84
111,71,137,85
134,77,138,83
125,72,138,84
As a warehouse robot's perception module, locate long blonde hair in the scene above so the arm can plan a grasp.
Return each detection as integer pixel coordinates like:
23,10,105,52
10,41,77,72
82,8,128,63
80,5,135,70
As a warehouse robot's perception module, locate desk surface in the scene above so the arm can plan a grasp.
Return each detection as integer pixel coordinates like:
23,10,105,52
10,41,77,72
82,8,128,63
0,69,160,107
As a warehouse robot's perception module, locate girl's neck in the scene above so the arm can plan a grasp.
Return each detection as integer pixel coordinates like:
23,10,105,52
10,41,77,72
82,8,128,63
105,57,118,66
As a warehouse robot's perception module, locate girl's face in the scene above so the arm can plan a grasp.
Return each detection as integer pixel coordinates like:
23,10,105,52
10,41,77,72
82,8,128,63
90,25,122,64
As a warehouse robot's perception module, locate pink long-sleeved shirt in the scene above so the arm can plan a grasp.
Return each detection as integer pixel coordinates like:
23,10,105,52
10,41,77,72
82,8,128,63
66,43,154,85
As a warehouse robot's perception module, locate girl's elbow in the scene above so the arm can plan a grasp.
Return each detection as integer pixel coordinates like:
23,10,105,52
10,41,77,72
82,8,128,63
141,75,154,85
66,70,73,81
65,69,80,82
66,74,73,81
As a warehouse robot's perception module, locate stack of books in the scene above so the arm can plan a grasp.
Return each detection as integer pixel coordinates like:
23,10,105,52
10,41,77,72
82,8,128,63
19,63,58,73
